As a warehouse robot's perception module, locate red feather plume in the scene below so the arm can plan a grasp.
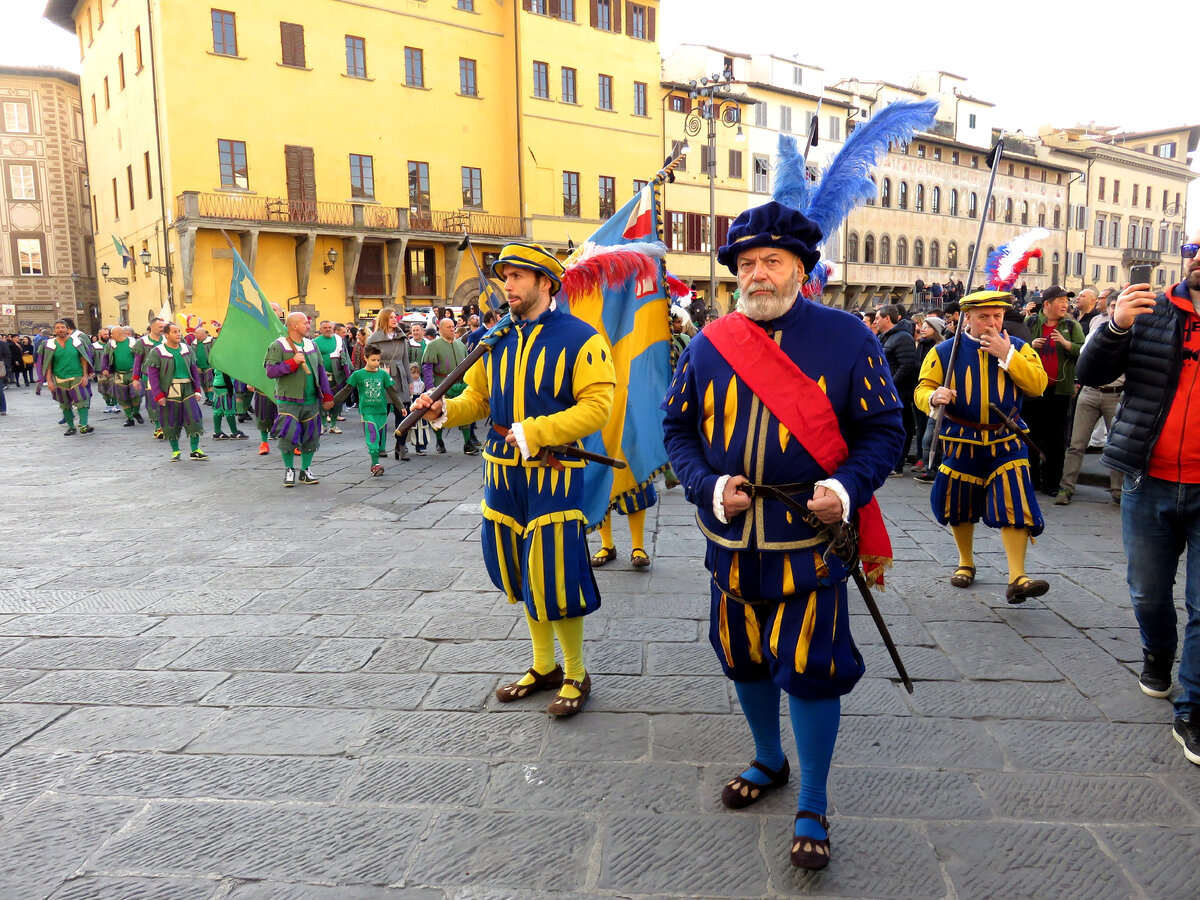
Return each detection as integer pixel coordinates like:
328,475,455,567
665,274,691,300
993,248,1042,291
560,247,657,304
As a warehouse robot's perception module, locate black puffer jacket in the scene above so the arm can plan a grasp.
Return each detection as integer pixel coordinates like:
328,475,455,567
880,324,918,391
1076,288,1187,478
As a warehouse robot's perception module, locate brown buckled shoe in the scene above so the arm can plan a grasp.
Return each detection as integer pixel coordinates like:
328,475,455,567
631,548,651,568
546,673,591,717
1006,576,1049,604
495,665,563,702
720,757,790,809
791,811,831,871
950,565,976,588
590,546,617,568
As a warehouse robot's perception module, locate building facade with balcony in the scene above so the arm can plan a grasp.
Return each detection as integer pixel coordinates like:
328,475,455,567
46,0,663,328
0,66,98,335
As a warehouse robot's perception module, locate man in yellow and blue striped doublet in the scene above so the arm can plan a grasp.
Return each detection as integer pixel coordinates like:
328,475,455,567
415,242,615,717
914,290,1051,603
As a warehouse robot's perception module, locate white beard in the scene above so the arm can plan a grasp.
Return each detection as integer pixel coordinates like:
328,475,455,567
738,288,798,321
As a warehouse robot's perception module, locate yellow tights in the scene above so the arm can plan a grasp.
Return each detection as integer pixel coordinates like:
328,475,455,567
519,610,586,699
597,509,647,551
951,523,1031,581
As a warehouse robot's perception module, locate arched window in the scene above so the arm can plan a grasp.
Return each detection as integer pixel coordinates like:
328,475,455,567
1053,206,1061,229
880,235,891,265
1004,198,1014,223
1051,250,1060,281
931,186,941,214
881,178,891,208
989,197,997,221
949,189,959,216
1037,253,1044,274
1038,204,1047,228
968,242,976,268
896,237,908,266
866,178,877,205
968,192,978,218
1021,200,1029,225
916,184,925,212
898,181,909,210
864,234,876,264
947,241,958,270
929,240,940,269
914,238,925,267
847,232,860,262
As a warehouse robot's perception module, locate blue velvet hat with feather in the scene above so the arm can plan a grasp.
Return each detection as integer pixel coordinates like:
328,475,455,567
716,98,940,297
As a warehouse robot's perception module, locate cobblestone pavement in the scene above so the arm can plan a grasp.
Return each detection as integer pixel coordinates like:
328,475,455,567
0,386,1196,900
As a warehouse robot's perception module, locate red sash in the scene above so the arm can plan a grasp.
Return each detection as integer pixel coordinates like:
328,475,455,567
706,311,893,587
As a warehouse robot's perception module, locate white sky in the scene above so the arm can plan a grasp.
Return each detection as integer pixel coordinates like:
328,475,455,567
2,0,1196,228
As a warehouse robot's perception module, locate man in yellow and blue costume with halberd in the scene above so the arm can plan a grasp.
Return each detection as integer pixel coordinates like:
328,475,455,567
414,242,615,717
914,289,1050,603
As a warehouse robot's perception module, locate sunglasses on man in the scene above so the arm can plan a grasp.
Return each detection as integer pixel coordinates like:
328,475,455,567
1184,243,1199,260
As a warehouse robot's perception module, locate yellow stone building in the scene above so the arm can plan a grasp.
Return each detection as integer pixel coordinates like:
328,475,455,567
46,0,663,328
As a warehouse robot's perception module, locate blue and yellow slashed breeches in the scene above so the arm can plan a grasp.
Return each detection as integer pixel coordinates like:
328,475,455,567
480,457,601,622
931,437,1044,537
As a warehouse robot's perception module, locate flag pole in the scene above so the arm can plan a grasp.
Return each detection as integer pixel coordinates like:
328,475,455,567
927,134,1006,468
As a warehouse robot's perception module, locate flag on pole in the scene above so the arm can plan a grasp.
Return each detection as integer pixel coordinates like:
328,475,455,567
208,243,285,395
111,234,132,268
565,179,673,530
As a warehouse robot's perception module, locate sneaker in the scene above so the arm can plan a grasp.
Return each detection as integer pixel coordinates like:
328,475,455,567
123,419,136,427
298,469,319,485
1054,489,1072,506
78,425,94,434
63,426,77,436
321,426,329,435
283,467,297,488
213,432,230,440
170,450,181,462
910,461,927,474
134,412,145,424
337,415,346,421
153,429,164,440
258,441,270,455
190,450,209,461
1174,712,1200,765
237,413,250,422
888,469,904,478
914,470,936,484
330,426,342,434
232,431,248,440
1138,651,1173,699
436,442,446,454
57,417,66,425
464,444,480,456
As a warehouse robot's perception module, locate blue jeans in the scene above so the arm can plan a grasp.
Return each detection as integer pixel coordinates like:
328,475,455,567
1122,474,1200,717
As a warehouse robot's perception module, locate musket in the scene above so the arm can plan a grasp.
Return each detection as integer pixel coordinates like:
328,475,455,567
988,402,1045,463
394,331,495,438
491,423,625,469
927,134,1006,469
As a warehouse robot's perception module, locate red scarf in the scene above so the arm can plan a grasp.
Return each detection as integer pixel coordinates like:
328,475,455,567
706,311,893,587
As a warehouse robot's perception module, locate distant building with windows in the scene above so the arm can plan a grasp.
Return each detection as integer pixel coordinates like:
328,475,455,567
45,0,662,327
0,66,97,334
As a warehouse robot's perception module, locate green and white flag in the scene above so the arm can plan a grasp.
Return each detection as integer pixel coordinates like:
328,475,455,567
209,246,285,395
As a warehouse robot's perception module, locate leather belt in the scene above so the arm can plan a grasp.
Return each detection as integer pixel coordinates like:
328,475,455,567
943,411,1004,431
1096,386,1123,394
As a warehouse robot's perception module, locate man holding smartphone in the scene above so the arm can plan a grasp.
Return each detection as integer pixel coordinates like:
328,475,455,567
1077,230,1200,767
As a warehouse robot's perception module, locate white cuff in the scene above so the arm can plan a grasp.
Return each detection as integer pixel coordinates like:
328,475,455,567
511,421,533,459
814,477,852,524
430,397,449,430
713,474,731,524
997,346,1015,371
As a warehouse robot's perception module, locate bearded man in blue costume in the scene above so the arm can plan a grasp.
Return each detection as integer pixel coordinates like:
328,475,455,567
662,202,904,870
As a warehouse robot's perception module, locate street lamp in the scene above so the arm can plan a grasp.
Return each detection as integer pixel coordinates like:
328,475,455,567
99,262,129,286
140,248,172,277
683,69,743,314
322,247,339,275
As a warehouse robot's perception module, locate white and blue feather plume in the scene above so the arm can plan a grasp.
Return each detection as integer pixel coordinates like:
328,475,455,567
771,134,811,212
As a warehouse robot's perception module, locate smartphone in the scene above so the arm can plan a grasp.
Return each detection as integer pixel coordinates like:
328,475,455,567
1129,264,1152,287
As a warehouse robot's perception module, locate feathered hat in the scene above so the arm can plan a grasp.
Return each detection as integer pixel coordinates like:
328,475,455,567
984,227,1048,292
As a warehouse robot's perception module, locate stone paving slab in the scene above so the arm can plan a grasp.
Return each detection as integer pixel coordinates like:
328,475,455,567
0,388,1194,897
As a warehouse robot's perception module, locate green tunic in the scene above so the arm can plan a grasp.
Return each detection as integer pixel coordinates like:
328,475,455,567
111,340,134,373
51,340,85,378
167,345,190,379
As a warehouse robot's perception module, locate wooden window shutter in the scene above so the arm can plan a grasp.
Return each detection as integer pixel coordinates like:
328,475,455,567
280,22,305,68
647,5,655,40
590,0,598,27
523,0,533,10
612,0,622,33
663,210,672,245
549,0,561,16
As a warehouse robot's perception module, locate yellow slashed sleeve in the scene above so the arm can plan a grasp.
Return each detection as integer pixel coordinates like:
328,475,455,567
520,333,616,456
913,347,946,416
441,354,492,429
1005,343,1049,398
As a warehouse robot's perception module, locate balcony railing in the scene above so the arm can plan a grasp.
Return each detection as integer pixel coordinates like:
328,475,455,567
1122,248,1163,266
176,192,521,237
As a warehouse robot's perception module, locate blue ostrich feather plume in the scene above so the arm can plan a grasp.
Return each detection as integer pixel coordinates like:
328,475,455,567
771,133,810,211
804,99,939,238
984,247,1004,286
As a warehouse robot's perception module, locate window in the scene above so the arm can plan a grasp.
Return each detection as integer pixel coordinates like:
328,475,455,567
1095,215,1106,247
669,94,686,113
847,233,859,263
917,144,926,159
118,53,125,88
629,3,648,39
968,192,978,219
881,178,891,208
929,240,940,269
668,211,684,251
144,151,153,199
16,237,43,275
1146,189,1152,210
408,161,430,219
461,166,482,208
1073,205,1085,230
218,138,248,190
1093,264,1101,282
280,22,306,68
1128,222,1137,248
1107,265,1117,282
404,48,424,87
896,237,908,266
754,102,767,127
530,0,547,11
700,144,712,175
948,242,958,269
952,151,959,165
1023,166,1030,179
126,164,135,209
670,140,687,171
1097,177,1106,201
968,113,977,128
1038,206,1046,227
1156,141,1177,159
458,0,474,8
914,239,924,267
949,189,958,216
753,155,769,193
1132,184,1139,206
1113,180,1120,203
1051,207,1059,229
898,181,908,210
864,234,875,264
879,235,890,265
8,164,35,200
971,155,979,169
103,77,109,109
933,147,941,161
1110,218,1120,248
597,74,613,110
134,26,143,70
594,0,614,31
988,197,997,221
633,179,648,193
90,94,97,124
349,154,374,200
728,150,742,179
915,184,924,212
563,171,580,216
780,106,791,133
111,176,119,219
1003,198,1013,223
345,36,366,78
633,81,647,117
560,0,576,21
459,58,477,96
562,67,577,103
931,186,940,214
1021,200,1028,225
827,115,840,141
598,175,615,218
211,9,237,56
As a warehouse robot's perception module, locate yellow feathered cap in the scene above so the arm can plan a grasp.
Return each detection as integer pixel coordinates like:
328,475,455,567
959,289,1013,310
490,242,565,293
